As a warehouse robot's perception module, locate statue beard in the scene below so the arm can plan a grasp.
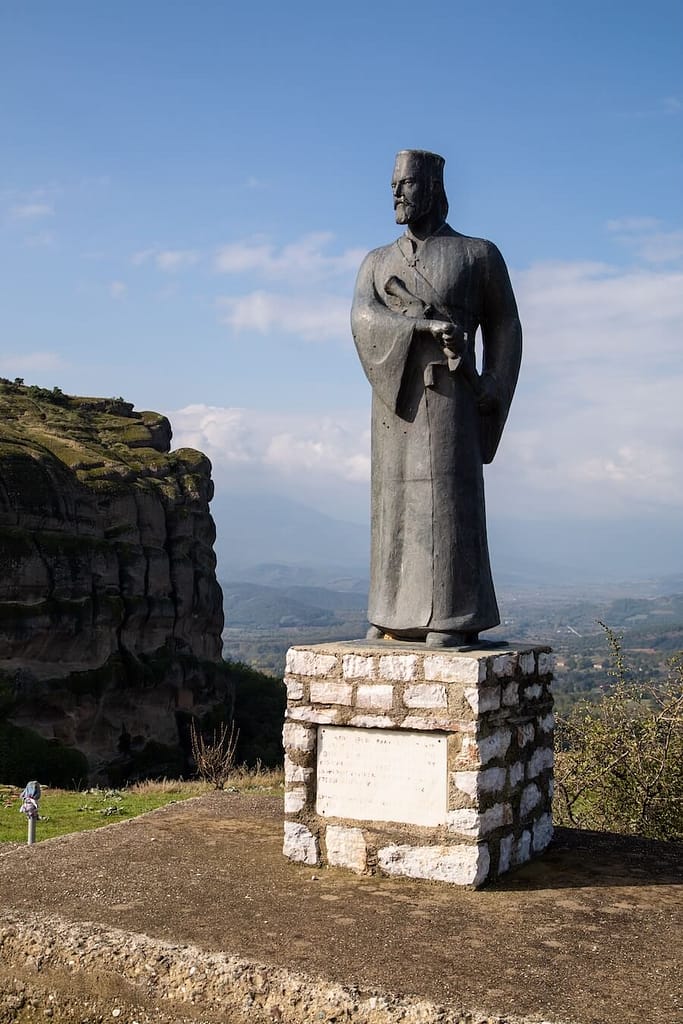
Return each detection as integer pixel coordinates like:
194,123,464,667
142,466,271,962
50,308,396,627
394,201,412,224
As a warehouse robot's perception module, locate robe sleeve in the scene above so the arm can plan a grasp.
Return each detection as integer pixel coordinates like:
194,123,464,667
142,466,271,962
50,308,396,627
351,249,417,416
479,243,523,463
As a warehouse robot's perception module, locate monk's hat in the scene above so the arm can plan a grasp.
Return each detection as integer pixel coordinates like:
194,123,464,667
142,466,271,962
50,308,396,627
394,149,445,183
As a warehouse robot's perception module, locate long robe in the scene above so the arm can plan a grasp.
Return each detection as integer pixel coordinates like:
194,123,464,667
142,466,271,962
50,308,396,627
351,224,522,636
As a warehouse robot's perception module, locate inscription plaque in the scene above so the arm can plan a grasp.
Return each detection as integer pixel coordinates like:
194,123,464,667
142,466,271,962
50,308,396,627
316,726,447,827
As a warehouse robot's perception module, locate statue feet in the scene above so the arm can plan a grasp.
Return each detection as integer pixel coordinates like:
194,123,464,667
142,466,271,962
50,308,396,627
366,624,385,640
426,630,477,649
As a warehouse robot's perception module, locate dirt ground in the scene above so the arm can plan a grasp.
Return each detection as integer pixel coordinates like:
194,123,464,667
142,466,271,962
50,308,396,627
0,793,680,1024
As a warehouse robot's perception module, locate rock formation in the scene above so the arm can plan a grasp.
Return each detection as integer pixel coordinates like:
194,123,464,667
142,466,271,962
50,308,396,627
0,380,231,782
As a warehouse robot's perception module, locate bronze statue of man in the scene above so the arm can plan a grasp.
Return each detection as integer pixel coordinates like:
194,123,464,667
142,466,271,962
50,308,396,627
351,150,522,648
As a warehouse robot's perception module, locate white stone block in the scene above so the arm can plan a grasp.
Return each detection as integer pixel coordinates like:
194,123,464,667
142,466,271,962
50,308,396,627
285,675,305,700
401,715,445,731
325,826,367,873
533,813,554,853
479,767,506,793
348,714,394,729
520,783,542,818
502,681,519,707
284,787,306,813
480,803,512,835
310,681,353,705
283,822,319,865
538,712,555,733
284,755,312,785
464,686,501,714
286,649,338,677
537,652,555,675
379,654,418,681
377,842,490,887
492,654,515,678
528,746,554,778
519,651,535,676
403,683,447,708
424,654,485,684
525,683,543,700
508,761,524,788
452,770,478,801
498,834,514,874
478,728,512,764
342,654,377,680
517,723,535,747
282,722,315,753
356,684,393,710
287,707,341,725
515,830,531,864
445,808,480,837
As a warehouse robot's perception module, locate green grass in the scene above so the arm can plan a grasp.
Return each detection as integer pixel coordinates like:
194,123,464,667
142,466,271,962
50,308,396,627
0,780,206,844
0,769,284,844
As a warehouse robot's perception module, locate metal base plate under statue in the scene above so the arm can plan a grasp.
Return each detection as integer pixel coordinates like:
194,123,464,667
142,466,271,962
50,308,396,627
282,641,554,888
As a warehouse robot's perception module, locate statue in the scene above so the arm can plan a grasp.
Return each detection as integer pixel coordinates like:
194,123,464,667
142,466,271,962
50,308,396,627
351,150,522,649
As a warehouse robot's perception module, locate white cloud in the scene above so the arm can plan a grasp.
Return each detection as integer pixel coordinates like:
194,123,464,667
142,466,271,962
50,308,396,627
605,216,683,264
488,258,683,518
215,233,365,283
514,261,683,367
109,280,127,299
23,230,56,248
169,404,370,510
131,247,200,271
156,249,200,271
9,202,54,219
217,290,350,340
606,217,661,234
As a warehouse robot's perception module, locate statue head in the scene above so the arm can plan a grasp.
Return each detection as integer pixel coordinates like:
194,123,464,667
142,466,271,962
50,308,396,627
391,150,449,227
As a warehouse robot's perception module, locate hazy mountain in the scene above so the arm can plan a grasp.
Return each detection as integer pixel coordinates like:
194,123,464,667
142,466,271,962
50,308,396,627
211,490,682,592
488,517,683,586
212,491,368,579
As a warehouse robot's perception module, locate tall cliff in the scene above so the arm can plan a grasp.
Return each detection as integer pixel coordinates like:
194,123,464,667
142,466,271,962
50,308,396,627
0,381,231,783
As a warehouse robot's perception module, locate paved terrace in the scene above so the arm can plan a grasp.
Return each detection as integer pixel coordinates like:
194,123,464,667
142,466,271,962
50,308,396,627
0,793,680,1023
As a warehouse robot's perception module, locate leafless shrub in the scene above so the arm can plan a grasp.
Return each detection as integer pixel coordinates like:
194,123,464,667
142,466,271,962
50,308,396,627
189,720,240,790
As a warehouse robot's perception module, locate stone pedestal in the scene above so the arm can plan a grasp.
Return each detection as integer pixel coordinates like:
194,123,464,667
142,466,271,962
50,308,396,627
282,641,554,888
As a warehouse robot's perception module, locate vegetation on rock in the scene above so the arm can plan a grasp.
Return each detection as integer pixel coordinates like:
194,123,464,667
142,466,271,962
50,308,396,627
0,381,230,782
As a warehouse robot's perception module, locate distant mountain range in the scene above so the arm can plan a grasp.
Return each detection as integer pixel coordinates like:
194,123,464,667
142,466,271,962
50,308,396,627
213,490,682,591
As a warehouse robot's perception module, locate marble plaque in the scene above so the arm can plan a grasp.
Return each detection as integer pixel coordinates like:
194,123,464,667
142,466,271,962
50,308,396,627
316,726,447,826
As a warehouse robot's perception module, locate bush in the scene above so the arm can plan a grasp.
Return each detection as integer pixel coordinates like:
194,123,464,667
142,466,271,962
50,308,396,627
229,661,285,768
554,624,683,840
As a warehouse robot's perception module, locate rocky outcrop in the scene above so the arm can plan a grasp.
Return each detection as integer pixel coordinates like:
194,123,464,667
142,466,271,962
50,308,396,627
0,381,231,781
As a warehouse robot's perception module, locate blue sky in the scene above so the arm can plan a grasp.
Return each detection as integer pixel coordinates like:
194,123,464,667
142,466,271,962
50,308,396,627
1,1,682,571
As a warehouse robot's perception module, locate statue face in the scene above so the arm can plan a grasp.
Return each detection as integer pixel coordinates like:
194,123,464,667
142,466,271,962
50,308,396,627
391,154,432,225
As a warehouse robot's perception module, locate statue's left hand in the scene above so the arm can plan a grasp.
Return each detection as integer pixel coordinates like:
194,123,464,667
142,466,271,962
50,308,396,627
477,372,500,413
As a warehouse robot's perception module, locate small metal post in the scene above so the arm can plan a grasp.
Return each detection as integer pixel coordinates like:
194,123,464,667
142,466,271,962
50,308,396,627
20,780,41,846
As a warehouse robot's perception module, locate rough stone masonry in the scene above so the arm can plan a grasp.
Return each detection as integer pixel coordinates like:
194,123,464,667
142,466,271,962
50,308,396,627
283,642,554,887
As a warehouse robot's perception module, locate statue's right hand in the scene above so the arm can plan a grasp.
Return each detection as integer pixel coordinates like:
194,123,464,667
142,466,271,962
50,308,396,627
420,319,456,343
